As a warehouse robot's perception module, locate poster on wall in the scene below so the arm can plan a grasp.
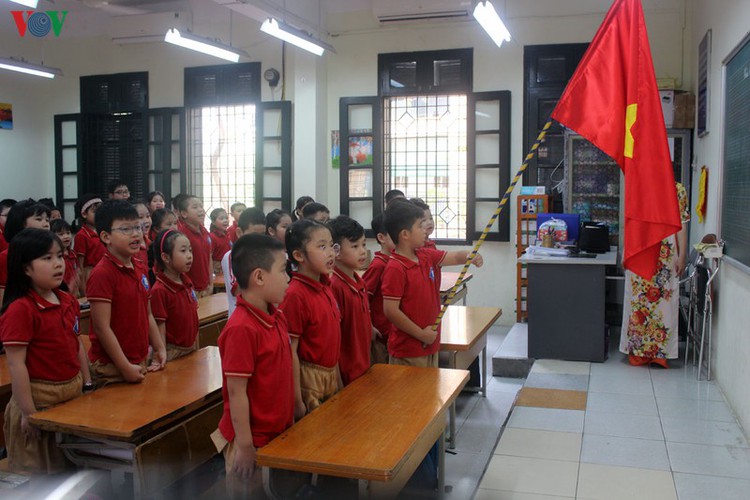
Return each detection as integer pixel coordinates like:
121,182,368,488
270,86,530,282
331,130,340,169
697,30,711,136
0,103,12,130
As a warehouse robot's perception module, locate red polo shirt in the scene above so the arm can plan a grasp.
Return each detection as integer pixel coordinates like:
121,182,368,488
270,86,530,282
63,248,79,295
381,248,446,358
178,221,212,291
280,272,341,368
150,272,199,348
423,239,437,250
0,226,7,253
362,251,396,345
227,222,238,244
0,289,81,381
86,251,151,365
0,249,7,289
331,267,371,385
218,296,294,447
74,224,106,268
210,228,232,263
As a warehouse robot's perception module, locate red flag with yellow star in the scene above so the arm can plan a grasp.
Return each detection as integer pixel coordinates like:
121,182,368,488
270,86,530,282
551,0,681,279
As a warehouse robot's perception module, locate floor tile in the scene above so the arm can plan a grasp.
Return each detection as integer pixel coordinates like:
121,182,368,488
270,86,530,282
444,450,491,499
580,434,670,470
479,455,578,497
651,378,725,401
584,410,664,440
466,391,518,426
587,373,653,395
585,392,658,416
524,373,589,392
577,463,677,500
474,489,573,499
529,359,590,376
507,407,584,434
454,421,504,455
494,428,581,462
656,396,736,422
667,442,750,479
661,416,748,447
487,376,526,394
515,387,587,411
673,472,750,500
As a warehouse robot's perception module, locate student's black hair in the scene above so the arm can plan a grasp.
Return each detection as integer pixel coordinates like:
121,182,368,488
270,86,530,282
72,193,102,232
286,219,331,266
328,215,365,245
293,196,314,221
132,199,149,211
301,202,329,219
266,209,292,234
171,193,188,211
231,233,285,290
38,197,60,213
238,207,266,231
4,199,51,243
175,194,199,213
95,199,139,235
230,202,247,213
151,208,176,232
385,189,406,204
147,191,165,206
384,198,424,244
50,218,72,234
0,199,17,212
107,179,128,195
209,207,227,232
2,229,63,314
409,197,430,212
151,228,186,272
371,213,387,236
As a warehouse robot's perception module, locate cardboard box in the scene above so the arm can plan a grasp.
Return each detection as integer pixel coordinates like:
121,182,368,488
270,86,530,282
673,92,695,129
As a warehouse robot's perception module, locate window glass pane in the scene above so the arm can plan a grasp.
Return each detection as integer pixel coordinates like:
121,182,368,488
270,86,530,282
475,101,500,131
263,200,282,213
476,169,499,199
349,169,373,198
263,170,282,198
433,59,462,87
348,105,373,132
475,201,497,232
63,176,78,199
263,108,282,137
476,134,499,165
389,61,417,90
61,121,77,146
263,139,282,168
171,113,181,141
349,200,373,228
62,148,78,173
384,94,467,240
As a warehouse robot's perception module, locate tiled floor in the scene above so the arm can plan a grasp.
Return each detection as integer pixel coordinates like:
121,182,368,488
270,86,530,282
476,340,750,500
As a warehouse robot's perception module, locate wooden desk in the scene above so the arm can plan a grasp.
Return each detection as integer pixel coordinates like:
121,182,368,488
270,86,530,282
440,305,502,449
213,273,226,292
257,364,468,499
197,293,229,347
29,347,223,496
440,272,473,305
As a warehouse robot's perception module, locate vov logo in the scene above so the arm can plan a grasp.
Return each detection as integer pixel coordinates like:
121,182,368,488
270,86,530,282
11,10,68,38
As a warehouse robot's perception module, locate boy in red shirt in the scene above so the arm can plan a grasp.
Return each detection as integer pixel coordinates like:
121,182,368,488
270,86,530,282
382,200,483,367
329,215,372,386
362,213,396,365
227,202,246,244
86,200,166,386
212,234,294,497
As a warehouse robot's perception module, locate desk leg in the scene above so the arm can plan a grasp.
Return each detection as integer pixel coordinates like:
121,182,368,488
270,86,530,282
462,284,467,305
262,467,279,499
481,345,487,398
438,430,446,500
358,479,369,499
448,352,457,450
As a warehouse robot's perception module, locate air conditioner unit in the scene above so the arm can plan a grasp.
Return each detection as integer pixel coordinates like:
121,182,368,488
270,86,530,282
373,0,473,23
109,11,191,41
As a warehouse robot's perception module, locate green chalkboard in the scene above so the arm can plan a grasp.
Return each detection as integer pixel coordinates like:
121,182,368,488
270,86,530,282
721,35,750,268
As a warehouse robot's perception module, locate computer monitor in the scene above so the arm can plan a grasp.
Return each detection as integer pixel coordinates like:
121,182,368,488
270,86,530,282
536,213,581,241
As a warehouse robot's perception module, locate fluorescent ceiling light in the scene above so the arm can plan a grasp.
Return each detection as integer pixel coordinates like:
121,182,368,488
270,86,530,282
8,0,39,8
164,28,247,63
473,1,511,48
260,18,335,56
0,57,62,78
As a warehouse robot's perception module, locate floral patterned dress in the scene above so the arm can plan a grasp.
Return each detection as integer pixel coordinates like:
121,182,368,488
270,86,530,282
619,183,689,363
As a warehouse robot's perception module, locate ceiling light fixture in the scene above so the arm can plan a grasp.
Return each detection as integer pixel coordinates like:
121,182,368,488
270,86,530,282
260,18,335,56
473,1,511,48
164,28,247,63
0,56,62,78
8,0,39,8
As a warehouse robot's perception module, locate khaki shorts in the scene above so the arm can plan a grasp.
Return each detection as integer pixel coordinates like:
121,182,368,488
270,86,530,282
197,287,213,298
300,361,339,414
370,339,389,365
90,359,147,388
4,373,82,474
388,352,439,368
211,429,265,499
166,340,198,362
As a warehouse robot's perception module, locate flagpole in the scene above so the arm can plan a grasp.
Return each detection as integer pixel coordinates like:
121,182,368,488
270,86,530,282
431,118,553,330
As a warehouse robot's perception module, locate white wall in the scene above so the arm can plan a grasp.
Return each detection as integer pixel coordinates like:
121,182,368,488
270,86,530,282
688,0,750,438
324,0,688,323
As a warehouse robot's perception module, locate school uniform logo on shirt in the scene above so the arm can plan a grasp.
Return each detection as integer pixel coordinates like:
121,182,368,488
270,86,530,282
141,274,150,291
191,289,198,302
73,317,79,335
429,267,435,281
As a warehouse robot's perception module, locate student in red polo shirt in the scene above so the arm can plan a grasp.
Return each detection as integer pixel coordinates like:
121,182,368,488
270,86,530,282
0,198,16,254
86,200,166,387
212,234,293,497
176,195,213,297
133,200,153,266
280,219,341,418
0,199,52,304
51,218,81,297
227,202,246,244
0,229,92,474
209,207,232,274
149,229,199,361
73,193,104,294
411,198,437,250
362,214,396,365
221,207,268,317
329,215,372,386
382,200,483,368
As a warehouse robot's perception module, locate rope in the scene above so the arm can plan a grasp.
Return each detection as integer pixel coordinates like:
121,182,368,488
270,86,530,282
432,118,553,329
